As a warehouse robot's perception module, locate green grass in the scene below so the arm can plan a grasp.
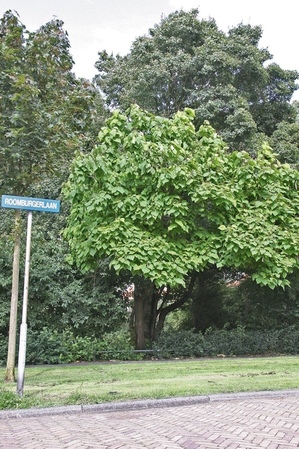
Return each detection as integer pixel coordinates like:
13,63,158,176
0,356,298,410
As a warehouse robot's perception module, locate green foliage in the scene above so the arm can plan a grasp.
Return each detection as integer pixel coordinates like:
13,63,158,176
0,11,107,376
0,232,11,335
9,324,299,364
27,230,127,338
0,10,104,195
95,9,298,151
0,388,22,409
26,328,108,364
252,63,298,135
26,328,68,365
96,330,143,361
163,306,191,332
204,326,299,357
20,328,140,365
1,9,299,356
222,275,299,330
189,268,229,332
64,105,299,290
163,268,229,333
154,330,205,358
270,121,299,169
0,206,128,340
155,326,299,359
0,336,8,366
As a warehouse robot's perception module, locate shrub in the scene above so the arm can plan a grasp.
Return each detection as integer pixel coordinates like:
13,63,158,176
60,332,99,363
26,328,64,364
4,326,299,365
25,328,142,364
96,330,143,361
155,326,299,359
26,328,101,364
0,335,8,366
153,330,205,358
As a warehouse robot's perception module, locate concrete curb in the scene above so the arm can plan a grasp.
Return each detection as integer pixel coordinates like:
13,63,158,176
1,389,299,419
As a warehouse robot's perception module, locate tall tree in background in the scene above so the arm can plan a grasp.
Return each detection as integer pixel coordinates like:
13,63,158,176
0,10,104,381
270,101,299,170
95,9,298,152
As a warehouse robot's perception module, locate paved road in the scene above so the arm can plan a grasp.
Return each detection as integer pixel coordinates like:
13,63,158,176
1,391,299,449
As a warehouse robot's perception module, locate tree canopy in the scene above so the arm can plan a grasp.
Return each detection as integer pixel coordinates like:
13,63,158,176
64,105,299,290
0,10,104,196
95,9,298,152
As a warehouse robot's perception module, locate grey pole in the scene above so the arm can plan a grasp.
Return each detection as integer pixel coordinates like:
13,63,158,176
17,210,33,397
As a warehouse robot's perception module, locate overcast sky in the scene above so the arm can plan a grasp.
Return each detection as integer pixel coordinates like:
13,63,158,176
1,0,298,99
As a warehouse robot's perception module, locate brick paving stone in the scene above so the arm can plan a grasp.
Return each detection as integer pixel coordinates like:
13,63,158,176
1,394,299,448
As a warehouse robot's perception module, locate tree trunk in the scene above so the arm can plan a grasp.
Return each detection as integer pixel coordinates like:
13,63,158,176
155,272,198,337
133,279,154,350
148,290,159,342
5,209,21,382
134,292,145,350
133,274,197,348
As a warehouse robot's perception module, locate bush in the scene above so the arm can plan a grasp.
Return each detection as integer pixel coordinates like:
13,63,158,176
155,326,299,359
26,328,67,364
3,326,299,365
60,332,100,363
153,330,205,358
26,328,98,364
0,335,8,366
96,330,143,361
25,328,142,364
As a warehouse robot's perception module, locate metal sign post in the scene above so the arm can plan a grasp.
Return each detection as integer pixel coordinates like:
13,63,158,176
1,195,60,397
16,211,32,397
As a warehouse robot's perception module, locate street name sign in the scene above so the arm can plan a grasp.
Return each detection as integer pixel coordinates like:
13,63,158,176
1,193,60,397
1,195,60,213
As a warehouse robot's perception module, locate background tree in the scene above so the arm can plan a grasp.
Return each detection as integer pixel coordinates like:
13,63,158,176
95,9,298,152
0,10,105,196
0,10,105,380
63,106,299,349
221,274,299,331
187,269,229,332
270,121,299,170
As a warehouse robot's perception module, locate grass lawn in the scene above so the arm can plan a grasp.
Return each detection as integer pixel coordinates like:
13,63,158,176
0,356,298,410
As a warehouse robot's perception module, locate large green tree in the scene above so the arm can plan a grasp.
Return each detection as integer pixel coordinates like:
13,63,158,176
95,9,298,152
0,10,105,380
0,10,104,195
64,106,299,349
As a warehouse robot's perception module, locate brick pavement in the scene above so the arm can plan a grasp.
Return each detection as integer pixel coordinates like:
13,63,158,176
0,392,299,449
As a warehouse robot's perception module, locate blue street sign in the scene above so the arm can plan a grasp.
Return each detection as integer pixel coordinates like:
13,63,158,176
1,195,60,213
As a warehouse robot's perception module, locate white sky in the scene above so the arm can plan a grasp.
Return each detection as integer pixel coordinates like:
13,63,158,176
1,0,299,99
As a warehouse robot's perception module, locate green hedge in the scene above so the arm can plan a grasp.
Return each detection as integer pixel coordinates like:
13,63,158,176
154,326,299,358
1,327,299,365
25,328,143,364
0,328,142,365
